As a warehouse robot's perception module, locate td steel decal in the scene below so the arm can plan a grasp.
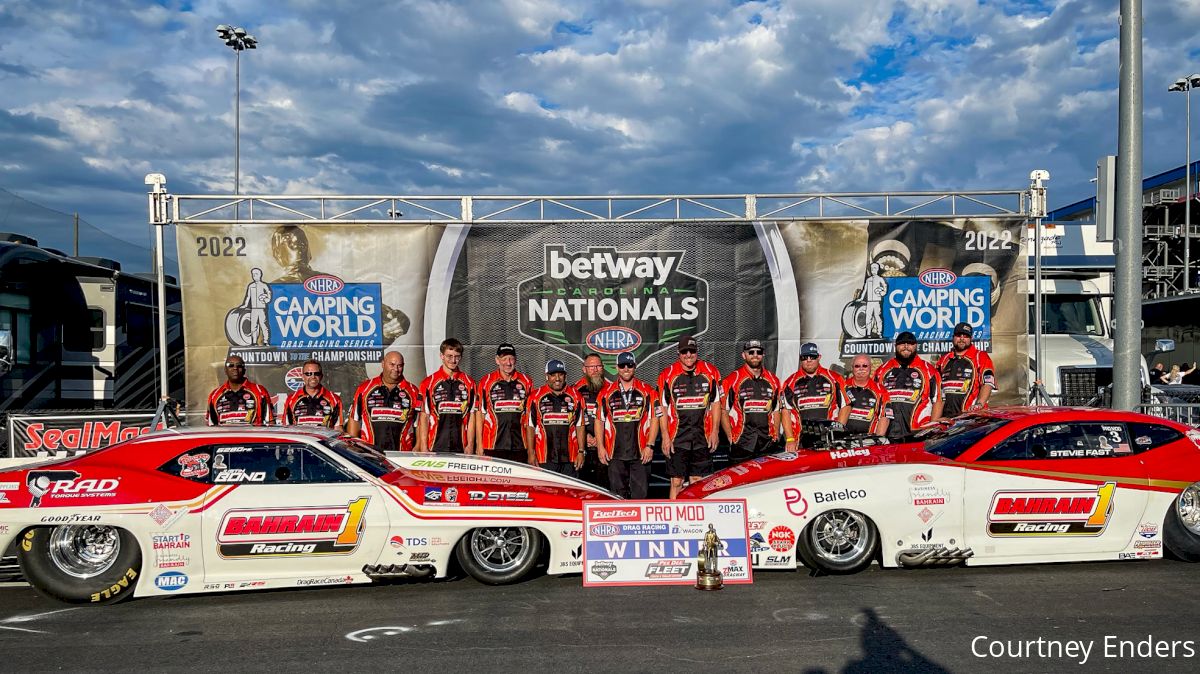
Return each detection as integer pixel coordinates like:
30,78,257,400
216,497,369,558
987,482,1116,537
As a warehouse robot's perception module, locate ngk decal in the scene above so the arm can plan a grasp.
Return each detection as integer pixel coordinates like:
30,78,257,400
987,483,1116,537
216,497,369,558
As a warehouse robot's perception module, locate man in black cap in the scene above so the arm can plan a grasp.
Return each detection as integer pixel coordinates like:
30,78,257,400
781,342,848,449
657,336,722,499
526,359,586,474
936,322,996,417
475,343,533,463
874,331,943,441
596,351,660,499
721,339,783,462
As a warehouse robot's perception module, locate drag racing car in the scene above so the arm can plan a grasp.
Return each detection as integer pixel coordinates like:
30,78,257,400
0,426,613,603
680,407,1200,574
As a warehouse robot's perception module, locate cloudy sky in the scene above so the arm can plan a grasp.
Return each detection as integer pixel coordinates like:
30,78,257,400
1,0,1199,261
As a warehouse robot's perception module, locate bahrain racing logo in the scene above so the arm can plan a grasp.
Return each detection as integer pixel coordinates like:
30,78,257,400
518,245,708,364
987,482,1116,537
216,498,369,557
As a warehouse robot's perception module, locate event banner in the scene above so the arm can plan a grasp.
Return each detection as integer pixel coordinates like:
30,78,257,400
177,219,1026,417
581,500,752,587
6,412,163,458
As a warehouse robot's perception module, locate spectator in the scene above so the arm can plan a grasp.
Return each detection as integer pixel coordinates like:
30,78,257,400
1166,362,1198,385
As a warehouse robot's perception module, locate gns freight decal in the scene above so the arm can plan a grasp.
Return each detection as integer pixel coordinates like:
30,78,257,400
519,246,708,362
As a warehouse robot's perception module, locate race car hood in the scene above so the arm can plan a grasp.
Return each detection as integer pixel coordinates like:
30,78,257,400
384,452,617,501
679,443,948,498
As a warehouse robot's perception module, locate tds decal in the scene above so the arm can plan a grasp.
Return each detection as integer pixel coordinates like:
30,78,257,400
216,497,369,558
987,482,1116,537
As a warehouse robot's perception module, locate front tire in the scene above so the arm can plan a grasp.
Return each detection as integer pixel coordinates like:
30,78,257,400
797,509,878,575
1164,483,1200,562
17,526,142,604
455,527,543,585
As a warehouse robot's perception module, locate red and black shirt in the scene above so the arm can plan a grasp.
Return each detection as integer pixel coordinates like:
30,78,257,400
417,369,475,453
283,386,342,428
722,366,781,445
936,345,997,417
657,361,722,444
843,379,887,435
475,370,533,451
598,379,660,461
206,380,274,426
875,357,941,439
526,386,584,464
574,376,609,446
781,366,847,431
350,377,419,451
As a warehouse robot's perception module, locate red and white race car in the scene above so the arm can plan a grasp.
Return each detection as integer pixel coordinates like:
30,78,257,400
681,407,1200,574
0,427,613,603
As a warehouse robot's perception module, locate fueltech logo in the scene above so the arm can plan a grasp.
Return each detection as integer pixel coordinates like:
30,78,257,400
217,498,369,557
987,483,1116,537
589,507,642,522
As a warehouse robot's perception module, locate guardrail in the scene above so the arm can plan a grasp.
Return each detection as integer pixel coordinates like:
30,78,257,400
1136,403,1200,427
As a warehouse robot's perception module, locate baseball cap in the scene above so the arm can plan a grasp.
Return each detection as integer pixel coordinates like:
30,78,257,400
743,339,763,351
617,352,637,367
800,342,820,357
895,331,918,344
953,322,973,337
677,336,698,352
545,359,566,374
496,343,517,357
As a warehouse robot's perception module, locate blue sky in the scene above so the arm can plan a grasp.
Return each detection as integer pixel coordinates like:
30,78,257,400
1,0,1199,257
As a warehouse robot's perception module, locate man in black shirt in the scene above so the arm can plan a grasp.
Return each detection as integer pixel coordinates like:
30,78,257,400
597,352,660,499
526,360,586,475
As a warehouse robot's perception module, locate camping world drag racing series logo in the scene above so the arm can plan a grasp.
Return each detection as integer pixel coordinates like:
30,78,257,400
518,246,708,363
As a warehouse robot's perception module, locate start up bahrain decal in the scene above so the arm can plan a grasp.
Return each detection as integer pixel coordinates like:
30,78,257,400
518,246,709,362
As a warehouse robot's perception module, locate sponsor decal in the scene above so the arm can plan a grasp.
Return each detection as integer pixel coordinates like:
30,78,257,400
749,532,770,553
645,560,692,579
813,488,867,504
297,575,355,587
829,448,870,460
765,555,792,565
390,535,428,548
585,326,643,355
216,497,369,558
0,482,19,491
214,468,266,483
771,452,800,462
155,571,189,592
721,562,745,575
39,513,101,524
0,493,9,504
26,471,117,507
783,488,809,517
908,473,933,485
284,366,304,391
589,507,642,522
617,523,670,536
152,533,191,569
590,523,620,538
590,560,618,580
917,507,935,523
559,528,583,539
408,459,514,475
18,419,159,454
408,552,432,562
444,487,458,503
910,485,949,506
670,524,705,535
919,268,957,288
1133,539,1161,550
177,453,211,479
203,581,268,591
1137,522,1159,539
91,568,137,602
987,482,1115,537
768,526,795,552
424,487,442,502
702,475,732,492
572,545,583,560
747,520,767,531
467,490,532,502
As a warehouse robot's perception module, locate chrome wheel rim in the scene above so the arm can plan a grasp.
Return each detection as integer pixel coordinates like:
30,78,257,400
48,525,121,579
1178,483,1200,535
810,510,870,564
469,527,532,574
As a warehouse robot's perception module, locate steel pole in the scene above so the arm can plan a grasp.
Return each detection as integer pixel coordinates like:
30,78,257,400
1113,0,1144,410
1186,85,1192,291
235,48,240,196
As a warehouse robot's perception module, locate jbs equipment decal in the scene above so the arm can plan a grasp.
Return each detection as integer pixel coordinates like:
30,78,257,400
216,497,369,557
518,246,709,363
987,482,1116,536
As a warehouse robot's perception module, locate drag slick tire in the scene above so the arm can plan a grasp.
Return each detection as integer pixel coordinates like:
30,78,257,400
796,509,878,575
17,526,142,604
456,527,543,585
1164,483,1200,562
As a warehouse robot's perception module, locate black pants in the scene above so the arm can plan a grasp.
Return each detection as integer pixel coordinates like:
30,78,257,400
729,432,778,463
578,449,608,489
540,461,577,477
608,457,648,499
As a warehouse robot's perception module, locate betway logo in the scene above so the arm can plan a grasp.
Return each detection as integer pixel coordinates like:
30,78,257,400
547,247,682,287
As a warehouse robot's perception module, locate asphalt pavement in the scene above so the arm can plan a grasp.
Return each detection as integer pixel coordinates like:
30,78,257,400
1,559,1198,672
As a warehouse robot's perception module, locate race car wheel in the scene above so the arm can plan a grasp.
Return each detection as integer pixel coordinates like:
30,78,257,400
1164,483,1200,562
17,526,142,604
456,527,543,585
798,509,878,575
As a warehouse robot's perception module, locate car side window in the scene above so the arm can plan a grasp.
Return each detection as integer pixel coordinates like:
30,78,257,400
981,423,1135,461
1127,422,1184,453
162,443,359,484
980,428,1035,460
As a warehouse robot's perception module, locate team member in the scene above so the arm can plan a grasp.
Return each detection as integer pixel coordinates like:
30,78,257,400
475,343,534,463
839,355,889,436
283,359,342,428
658,336,721,500
596,351,660,499
875,331,943,441
937,322,997,417
347,352,419,451
417,338,476,453
720,339,782,462
205,355,274,426
525,359,586,475
574,353,610,487
781,343,848,449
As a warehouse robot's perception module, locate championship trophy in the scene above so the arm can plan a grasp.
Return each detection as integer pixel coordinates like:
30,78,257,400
695,523,724,591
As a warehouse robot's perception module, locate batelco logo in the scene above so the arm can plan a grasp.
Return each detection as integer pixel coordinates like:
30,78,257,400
518,245,709,363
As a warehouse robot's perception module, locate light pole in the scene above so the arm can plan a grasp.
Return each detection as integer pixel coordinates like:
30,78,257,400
1169,73,1200,292
215,24,257,197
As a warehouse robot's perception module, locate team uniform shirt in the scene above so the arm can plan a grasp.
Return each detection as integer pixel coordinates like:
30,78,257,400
936,345,997,417
525,386,585,464
843,379,887,435
205,381,274,426
781,366,848,432
874,357,942,439
476,371,534,451
722,366,782,445
350,377,419,451
657,361,722,443
283,386,342,428
417,369,476,452
597,379,661,461
574,376,609,445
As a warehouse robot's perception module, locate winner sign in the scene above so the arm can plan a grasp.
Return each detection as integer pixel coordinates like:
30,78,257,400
582,500,752,587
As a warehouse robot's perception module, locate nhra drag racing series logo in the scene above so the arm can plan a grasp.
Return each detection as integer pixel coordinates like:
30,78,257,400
987,482,1116,537
216,497,369,558
224,271,384,365
518,246,708,363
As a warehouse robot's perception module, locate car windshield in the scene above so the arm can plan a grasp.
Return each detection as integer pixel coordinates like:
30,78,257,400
919,417,1011,459
323,437,395,478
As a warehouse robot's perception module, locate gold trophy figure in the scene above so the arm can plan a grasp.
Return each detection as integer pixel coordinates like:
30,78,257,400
695,523,724,591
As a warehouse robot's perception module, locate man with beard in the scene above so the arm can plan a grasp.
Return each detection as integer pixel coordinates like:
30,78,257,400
574,353,610,487
282,359,342,428
658,336,722,500
596,351,660,499
782,343,848,449
721,339,782,462
525,359,586,475
838,355,889,436
417,338,475,453
875,332,943,441
475,343,534,463
936,322,996,417
347,352,419,451
205,355,274,426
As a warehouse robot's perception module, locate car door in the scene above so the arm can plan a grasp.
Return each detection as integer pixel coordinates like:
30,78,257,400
964,421,1148,561
198,441,389,585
